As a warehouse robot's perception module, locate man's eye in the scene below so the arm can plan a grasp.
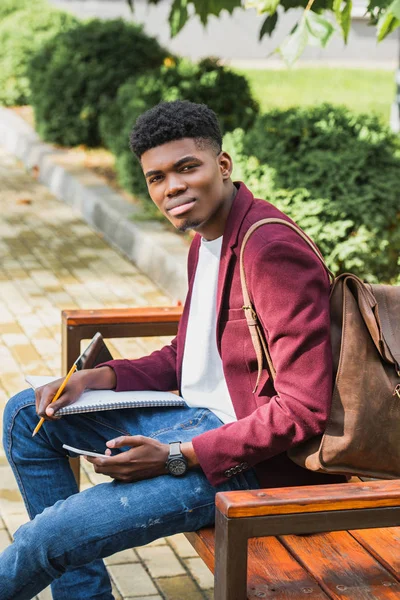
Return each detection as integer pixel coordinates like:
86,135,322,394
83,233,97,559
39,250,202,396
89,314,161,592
149,175,163,184
181,164,196,172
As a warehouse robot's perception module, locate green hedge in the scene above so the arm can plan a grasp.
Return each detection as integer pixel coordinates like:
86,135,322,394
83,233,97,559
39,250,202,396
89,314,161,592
99,58,259,200
0,6,77,106
28,18,168,147
223,104,400,283
0,0,44,20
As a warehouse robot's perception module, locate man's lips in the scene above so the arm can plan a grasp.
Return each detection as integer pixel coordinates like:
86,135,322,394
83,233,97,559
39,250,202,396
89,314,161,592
166,198,196,217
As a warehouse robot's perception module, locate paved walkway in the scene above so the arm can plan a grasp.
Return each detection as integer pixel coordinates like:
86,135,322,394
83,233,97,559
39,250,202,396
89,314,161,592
0,148,213,599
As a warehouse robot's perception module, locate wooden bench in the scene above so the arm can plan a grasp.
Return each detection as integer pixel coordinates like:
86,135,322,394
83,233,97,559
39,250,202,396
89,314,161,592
62,307,400,600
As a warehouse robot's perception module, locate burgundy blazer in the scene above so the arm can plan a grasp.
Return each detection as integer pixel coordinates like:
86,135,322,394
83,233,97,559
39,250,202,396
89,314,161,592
105,183,345,489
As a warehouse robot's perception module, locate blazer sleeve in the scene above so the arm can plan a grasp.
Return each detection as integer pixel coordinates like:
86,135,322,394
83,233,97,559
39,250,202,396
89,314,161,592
192,236,333,485
100,338,179,392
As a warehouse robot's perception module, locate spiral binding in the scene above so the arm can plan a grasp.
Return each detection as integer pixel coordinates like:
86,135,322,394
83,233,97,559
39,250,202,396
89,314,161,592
57,398,186,416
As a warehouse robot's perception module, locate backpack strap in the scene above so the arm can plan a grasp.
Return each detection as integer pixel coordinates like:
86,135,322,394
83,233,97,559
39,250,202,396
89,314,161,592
239,218,335,393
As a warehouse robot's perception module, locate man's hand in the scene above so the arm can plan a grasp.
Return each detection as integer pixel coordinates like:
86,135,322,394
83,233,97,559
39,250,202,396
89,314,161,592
35,366,116,420
85,436,170,482
85,437,200,482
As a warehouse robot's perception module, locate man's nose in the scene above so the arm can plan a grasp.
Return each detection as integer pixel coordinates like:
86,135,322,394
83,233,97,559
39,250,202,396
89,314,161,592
165,174,187,197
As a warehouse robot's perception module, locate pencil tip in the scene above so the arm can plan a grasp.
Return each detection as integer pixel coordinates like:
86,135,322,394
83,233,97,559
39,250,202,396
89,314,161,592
32,431,37,437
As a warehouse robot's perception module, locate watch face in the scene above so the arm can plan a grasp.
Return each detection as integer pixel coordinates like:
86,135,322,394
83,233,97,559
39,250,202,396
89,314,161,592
168,458,187,476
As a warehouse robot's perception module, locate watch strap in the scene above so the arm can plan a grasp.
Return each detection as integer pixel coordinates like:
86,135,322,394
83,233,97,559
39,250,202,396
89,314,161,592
169,441,182,457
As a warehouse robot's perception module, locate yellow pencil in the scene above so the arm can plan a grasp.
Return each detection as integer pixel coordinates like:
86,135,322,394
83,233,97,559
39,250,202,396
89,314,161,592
32,363,77,437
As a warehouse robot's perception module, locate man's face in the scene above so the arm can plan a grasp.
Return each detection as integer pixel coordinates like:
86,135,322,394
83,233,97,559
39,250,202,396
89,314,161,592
141,138,234,240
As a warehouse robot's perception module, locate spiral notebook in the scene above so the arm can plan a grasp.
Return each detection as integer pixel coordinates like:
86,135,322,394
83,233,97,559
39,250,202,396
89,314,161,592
25,375,185,416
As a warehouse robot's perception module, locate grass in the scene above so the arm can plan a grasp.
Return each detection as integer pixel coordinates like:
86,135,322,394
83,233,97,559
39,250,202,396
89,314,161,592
234,67,395,124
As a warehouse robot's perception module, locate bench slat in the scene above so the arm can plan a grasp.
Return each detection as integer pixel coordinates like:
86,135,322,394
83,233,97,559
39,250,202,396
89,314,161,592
186,531,331,599
185,529,215,574
280,530,399,599
350,527,400,581
246,537,329,599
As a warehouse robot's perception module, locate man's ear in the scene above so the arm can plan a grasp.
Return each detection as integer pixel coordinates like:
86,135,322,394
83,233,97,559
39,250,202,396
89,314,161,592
218,151,233,180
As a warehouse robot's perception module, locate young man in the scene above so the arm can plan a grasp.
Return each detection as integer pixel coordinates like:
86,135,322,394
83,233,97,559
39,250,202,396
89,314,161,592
1,101,344,599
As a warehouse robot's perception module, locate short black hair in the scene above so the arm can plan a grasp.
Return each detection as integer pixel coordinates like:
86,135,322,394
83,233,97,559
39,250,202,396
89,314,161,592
129,100,222,159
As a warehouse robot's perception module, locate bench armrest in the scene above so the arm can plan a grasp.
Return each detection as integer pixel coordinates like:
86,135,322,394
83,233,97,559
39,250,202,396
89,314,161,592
216,479,400,518
61,306,182,373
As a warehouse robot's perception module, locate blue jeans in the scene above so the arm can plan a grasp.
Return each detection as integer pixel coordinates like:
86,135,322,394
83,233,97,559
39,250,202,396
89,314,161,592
1,389,259,600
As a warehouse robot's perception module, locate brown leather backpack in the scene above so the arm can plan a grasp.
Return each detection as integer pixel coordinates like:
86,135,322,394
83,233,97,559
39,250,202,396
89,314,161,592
240,218,400,479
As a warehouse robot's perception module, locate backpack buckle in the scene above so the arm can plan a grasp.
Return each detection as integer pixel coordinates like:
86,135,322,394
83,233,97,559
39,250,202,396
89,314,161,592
242,305,258,322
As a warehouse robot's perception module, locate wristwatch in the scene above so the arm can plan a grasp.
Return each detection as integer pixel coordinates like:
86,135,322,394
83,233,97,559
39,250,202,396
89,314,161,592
166,441,188,476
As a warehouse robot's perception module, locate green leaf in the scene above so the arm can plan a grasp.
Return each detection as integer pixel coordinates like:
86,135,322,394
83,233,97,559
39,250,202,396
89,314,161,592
169,0,189,36
333,0,342,21
377,9,400,39
304,11,335,47
390,0,400,18
245,0,280,14
333,0,352,43
278,17,308,66
192,0,242,25
259,12,278,38
341,0,352,42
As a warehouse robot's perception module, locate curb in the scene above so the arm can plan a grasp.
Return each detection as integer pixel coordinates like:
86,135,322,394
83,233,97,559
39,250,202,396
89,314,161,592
0,108,188,302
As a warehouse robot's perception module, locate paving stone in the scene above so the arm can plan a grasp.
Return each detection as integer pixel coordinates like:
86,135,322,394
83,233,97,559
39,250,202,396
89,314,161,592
0,464,23,493
0,341,23,371
105,548,139,566
0,528,11,552
0,483,26,517
36,586,53,600
2,511,30,537
167,533,200,558
124,596,162,600
0,323,24,334
10,343,43,368
136,545,186,578
156,575,205,600
185,557,214,590
108,562,158,597
143,537,168,548
0,303,15,324
111,581,123,600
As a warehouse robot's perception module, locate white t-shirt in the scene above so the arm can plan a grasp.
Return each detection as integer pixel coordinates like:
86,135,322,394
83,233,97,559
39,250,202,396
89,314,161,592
181,236,237,424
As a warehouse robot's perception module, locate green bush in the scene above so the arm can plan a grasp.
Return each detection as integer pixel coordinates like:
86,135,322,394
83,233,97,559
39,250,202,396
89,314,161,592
0,0,45,20
0,5,77,106
223,105,400,283
99,58,259,200
28,18,168,147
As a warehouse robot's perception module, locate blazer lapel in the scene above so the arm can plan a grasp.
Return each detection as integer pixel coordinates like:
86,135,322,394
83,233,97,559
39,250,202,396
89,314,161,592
216,183,255,353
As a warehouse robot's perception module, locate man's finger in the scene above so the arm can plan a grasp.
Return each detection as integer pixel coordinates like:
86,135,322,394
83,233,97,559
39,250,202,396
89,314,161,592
44,391,75,417
85,452,127,467
107,435,144,449
45,405,62,419
84,454,121,467
37,392,57,419
90,462,134,482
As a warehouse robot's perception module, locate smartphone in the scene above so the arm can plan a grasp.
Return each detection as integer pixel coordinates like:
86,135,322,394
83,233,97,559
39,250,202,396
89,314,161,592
62,443,107,458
